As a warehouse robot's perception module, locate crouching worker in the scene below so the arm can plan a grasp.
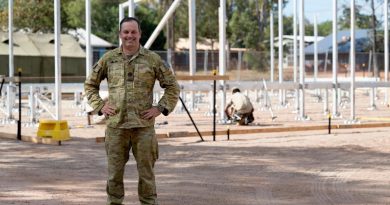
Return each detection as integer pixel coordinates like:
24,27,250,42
225,87,255,125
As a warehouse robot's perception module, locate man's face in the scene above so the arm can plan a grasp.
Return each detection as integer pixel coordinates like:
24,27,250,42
119,21,141,48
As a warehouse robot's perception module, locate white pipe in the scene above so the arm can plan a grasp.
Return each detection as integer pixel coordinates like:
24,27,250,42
293,0,299,111
144,0,182,49
29,86,36,123
204,50,208,73
189,0,196,110
128,0,135,17
368,50,372,73
119,4,124,45
54,0,62,120
385,0,389,104
219,0,227,120
314,15,318,81
189,0,196,76
332,0,338,116
299,0,305,118
293,0,298,83
120,0,142,7
8,0,14,80
6,86,15,119
36,96,56,120
278,0,284,105
86,0,92,78
237,50,242,81
270,10,274,82
350,0,356,120
7,0,14,119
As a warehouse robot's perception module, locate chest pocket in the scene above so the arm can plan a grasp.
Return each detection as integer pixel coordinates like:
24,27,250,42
107,61,125,88
135,64,155,89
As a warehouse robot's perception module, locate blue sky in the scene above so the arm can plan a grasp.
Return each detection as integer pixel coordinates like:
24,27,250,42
283,0,385,24
284,1,332,23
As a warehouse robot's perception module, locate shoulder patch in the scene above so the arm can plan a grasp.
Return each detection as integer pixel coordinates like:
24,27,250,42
92,63,100,72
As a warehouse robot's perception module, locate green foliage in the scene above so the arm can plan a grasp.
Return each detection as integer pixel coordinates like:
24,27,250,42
229,7,260,48
243,50,268,71
196,0,219,41
63,0,85,29
0,0,165,49
318,20,332,36
339,4,374,29
0,0,6,9
136,2,165,50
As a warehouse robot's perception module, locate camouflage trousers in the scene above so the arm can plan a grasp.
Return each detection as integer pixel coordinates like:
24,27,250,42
105,126,159,205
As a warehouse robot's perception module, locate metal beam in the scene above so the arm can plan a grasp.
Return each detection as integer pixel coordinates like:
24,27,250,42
385,0,389,104
278,0,284,105
54,0,62,120
293,0,299,111
7,0,14,119
219,0,227,120
350,0,356,120
128,0,135,17
314,15,318,81
270,10,274,82
299,0,306,118
85,0,92,78
8,0,14,80
144,0,182,49
332,0,339,116
189,0,196,70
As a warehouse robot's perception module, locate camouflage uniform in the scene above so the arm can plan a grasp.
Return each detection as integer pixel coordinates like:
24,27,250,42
84,46,179,205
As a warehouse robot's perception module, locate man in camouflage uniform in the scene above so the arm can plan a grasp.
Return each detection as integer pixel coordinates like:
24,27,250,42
84,17,179,205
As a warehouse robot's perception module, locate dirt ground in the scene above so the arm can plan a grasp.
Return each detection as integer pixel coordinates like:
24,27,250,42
1,88,390,204
1,128,390,205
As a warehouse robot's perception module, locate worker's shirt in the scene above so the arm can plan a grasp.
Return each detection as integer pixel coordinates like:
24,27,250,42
228,92,253,114
84,46,180,128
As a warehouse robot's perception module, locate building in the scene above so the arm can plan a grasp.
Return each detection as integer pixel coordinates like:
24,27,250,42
304,29,373,73
68,28,115,64
0,31,86,83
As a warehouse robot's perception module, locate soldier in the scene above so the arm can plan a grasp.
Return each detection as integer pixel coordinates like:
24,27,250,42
225,87,254,125
84,17,180,205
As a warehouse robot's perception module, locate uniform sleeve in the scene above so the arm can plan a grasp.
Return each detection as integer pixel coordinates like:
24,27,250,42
84,59,107,115
155,59,180,116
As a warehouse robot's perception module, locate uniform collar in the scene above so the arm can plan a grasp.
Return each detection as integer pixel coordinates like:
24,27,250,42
118,46,146,57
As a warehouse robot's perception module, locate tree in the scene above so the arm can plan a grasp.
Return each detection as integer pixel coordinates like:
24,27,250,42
227,0,287,50
136,2,166,50
0,0,74,32
339,0,383,77
318,20,332,36
339,4,372,29
0,0,165,49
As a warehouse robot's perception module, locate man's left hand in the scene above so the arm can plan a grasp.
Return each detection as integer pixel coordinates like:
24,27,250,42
141,107,161,120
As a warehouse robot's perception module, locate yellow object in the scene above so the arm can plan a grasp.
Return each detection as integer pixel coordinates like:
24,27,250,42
37,120,70,141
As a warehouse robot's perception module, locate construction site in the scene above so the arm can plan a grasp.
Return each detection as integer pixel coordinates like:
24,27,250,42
1,0,390,204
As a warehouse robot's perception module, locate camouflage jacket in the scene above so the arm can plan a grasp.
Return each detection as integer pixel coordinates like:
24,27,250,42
84,46,180,128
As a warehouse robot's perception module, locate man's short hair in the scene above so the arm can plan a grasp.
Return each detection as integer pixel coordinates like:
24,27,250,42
232,87,240,93
119,17,141,32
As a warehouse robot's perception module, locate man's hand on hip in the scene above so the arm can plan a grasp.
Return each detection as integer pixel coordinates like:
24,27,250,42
101,102,116,117
141,107,161,120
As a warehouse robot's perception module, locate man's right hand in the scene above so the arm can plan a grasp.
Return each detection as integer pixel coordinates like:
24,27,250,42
101,102,116,117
